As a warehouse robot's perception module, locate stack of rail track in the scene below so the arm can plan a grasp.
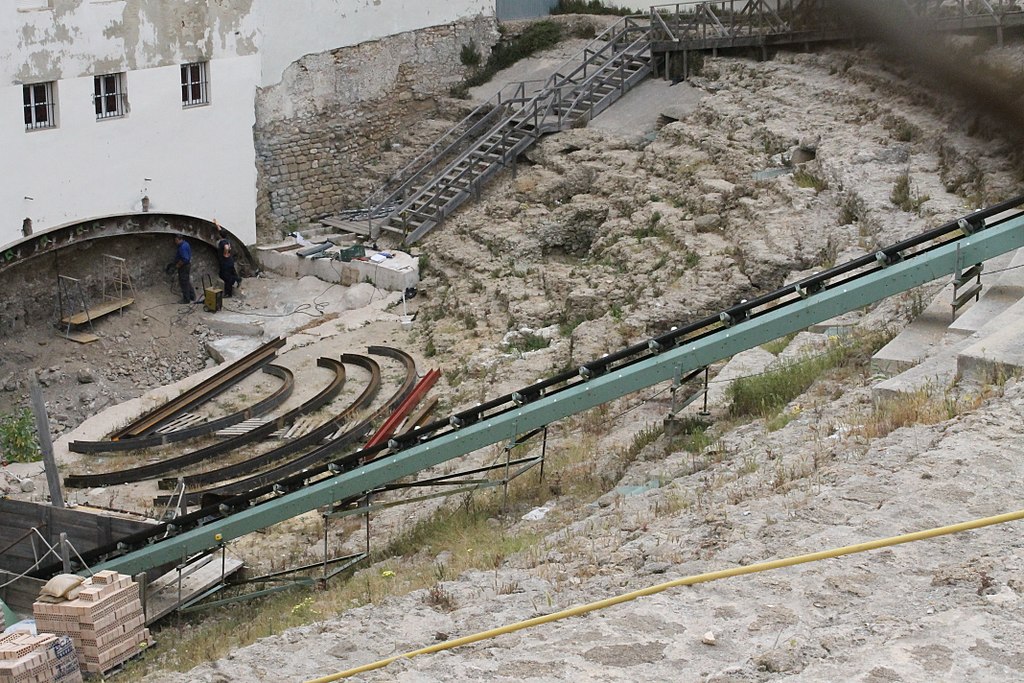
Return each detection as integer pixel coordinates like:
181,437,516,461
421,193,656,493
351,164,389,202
64,354,355,489
70,336,286,452
152,346,417,506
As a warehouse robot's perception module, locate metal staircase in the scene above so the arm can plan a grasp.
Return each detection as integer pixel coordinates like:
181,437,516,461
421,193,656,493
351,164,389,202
329,16,653,245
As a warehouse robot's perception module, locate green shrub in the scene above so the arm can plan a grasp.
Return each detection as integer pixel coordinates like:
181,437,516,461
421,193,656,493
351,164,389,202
793,168,828,192
465,21,563,88
839,193,866,225
891,171,929,213
883,115,922,143
508,332,550,352
552,0,633,16
0,409,40,463
670,416,715,454
460,40,481,67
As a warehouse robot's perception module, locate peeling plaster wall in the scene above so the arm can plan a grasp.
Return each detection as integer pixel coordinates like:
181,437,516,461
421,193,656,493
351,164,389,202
253,0,495,86
2,0,259,83
1,56,260,250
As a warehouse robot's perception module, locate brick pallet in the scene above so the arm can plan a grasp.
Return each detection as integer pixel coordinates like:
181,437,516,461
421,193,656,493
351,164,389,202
33,570,153,676
0,631,82,683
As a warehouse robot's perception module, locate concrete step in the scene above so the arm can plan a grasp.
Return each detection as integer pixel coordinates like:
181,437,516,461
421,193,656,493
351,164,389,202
872,335,972,400
871,248,1024,375
957,295,1024,384
873,248,1024,396
871,280,972,375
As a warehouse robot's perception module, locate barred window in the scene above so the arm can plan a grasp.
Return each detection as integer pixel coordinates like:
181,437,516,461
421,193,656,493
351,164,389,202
23,82,56,130
94,73,127,119
181,62,209,107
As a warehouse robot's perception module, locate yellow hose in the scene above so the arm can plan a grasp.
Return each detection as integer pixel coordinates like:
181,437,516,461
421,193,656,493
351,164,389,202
305,508,1024,682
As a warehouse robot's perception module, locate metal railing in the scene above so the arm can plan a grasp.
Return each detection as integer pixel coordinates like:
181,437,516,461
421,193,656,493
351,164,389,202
357,15,654,239
648,0,1024,46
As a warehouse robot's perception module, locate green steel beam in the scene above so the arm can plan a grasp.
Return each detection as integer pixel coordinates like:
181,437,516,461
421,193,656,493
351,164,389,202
95,213,1024,576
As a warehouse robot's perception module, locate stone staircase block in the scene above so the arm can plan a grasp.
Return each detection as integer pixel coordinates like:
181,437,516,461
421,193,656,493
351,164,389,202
957,295,1024,383
871,281,971,375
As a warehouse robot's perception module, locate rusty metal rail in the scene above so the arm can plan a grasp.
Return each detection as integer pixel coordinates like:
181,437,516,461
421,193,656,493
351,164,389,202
63,355,350,488
157,353,383,489
363,368,440,451
153,346,417,506
105,337,286,440
69,365,295,454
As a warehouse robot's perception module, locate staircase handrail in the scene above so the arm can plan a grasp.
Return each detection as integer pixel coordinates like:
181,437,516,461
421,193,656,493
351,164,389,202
361,80,536,234
393,26,653,234
387,82,565,232
359,14,649,222
388,21,655,235
544,15,649,89
562,30,652,123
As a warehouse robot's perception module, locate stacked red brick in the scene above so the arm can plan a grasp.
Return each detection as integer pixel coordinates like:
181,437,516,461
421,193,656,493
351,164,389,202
0,631,82,683
33,570,152,675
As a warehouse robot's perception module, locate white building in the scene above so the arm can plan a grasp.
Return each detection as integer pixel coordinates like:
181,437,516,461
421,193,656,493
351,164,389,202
1,0,495,253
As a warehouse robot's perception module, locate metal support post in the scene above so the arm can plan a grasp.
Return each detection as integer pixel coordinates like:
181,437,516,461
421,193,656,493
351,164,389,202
364,493,371,558
176,560,184,625
60,533,71,573
30,372,64,508
502,443,512,514
137,572,148,621
700,366,710,416
322,514,329,583
539,426,548,482
178,478,188,518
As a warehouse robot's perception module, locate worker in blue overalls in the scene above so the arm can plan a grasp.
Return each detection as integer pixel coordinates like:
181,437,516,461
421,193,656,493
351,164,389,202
174,234,198,304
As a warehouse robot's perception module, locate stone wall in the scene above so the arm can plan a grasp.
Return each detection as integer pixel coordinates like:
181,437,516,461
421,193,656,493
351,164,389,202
253,15,499,241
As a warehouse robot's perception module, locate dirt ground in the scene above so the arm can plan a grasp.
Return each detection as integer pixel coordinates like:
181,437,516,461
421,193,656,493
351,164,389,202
3,25,1024,683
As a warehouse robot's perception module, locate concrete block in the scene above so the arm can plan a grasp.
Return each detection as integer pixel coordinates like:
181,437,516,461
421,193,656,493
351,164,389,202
203,317,265,337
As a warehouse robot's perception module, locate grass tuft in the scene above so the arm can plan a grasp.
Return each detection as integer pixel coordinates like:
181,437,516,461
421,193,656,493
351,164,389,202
728,329,892,420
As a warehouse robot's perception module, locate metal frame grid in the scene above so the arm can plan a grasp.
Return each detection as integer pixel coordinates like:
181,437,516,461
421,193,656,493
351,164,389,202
94,72,127,120
180,61,209,107
23,81,56,130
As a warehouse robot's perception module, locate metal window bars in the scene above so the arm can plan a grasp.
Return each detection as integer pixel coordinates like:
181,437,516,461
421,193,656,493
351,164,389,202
94,72,127,119
23,82,55,130
180,62,209,107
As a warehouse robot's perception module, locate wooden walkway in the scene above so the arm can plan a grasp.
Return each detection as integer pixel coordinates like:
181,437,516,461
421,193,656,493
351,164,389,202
648,0,1024,55
60,297,134,326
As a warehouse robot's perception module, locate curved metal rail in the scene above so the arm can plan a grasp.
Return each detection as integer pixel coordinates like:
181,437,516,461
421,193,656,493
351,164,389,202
64,356,350,488
156,353,383,490
153,347,417,506
103,337,286,442
33,196,1024,577
68,365,295,454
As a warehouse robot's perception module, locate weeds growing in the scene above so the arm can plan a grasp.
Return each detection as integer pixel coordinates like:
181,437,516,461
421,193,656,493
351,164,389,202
728,329,893,420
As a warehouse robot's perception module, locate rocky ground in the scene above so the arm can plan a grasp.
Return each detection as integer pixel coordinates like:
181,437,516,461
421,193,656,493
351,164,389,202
3,25,1024,683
